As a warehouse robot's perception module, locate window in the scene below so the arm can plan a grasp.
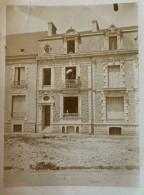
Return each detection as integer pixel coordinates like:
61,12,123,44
109,127,122,135
63,97,78,117
13,124,22,132
12,96,26,118
43,68,51,85
67,40,75,53
108,66,120,88
109,36,117,50
14,67,25,85
76,126,79,133
65,67,77,88
106,97,124,120
62,126,65,133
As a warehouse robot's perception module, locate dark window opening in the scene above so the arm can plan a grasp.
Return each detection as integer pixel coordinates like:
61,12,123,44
109,36,117,50
63,97,78,116
109,127,121,135
62,126,65,133
43,68,51,85
65,67,76,79
13,124,22,132
67,40,75,53
76,126,79,133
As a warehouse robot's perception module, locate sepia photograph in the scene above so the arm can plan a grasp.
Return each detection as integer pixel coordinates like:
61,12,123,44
3,2,140,189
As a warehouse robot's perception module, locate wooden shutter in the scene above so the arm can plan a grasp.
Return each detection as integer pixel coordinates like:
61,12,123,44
107,97,124,120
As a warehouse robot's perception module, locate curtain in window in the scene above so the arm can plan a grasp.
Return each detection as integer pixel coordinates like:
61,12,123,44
13,96,26,114
107,97,124,120
108,66,120,88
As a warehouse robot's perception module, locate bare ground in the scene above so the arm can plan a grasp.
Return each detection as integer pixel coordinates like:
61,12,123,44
4,134,139,171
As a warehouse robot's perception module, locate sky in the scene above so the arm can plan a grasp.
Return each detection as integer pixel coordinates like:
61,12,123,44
6,3,138,35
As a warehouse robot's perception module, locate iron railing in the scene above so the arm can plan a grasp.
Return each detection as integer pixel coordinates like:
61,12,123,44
65,79,81,88
63,113,79,117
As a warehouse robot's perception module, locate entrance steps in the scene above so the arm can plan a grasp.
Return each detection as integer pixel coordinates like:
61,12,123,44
42,126,52,134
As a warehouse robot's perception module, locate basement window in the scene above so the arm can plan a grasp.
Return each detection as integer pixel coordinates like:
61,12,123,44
63,97,78,117
13,124,22,132
109,127,121,135
43,68,51,85
67,40,75,53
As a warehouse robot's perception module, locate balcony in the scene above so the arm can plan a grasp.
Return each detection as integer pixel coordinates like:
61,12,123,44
12,112,26,118
63,113,79,117
11,80,27,88
65,79,82,88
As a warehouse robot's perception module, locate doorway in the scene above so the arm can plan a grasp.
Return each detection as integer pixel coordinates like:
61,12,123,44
43,105,50,127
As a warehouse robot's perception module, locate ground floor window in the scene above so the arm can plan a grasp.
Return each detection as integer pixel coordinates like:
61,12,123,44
106,97,124,120
63,96,78,117
109,127,122,135
12,95,26,118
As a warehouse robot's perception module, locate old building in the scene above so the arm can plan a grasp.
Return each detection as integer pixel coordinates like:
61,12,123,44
5,21,139,135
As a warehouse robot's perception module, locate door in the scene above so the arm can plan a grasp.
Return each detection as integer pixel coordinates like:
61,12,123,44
44,105,50,126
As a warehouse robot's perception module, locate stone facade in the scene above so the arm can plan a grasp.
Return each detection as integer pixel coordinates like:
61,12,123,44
5,22,138,135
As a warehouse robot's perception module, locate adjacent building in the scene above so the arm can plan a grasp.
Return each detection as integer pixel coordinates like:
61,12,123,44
5,21,139,135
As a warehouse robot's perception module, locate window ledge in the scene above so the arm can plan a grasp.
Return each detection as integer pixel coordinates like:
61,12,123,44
104,88,126,91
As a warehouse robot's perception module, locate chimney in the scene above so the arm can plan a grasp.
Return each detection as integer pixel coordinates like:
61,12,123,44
92,20,99,32
48,22,57,36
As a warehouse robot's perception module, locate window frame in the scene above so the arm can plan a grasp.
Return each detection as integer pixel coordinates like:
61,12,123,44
43,68,51,86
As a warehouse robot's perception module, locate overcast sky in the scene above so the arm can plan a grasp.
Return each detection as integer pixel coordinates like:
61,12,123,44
6,3,138,35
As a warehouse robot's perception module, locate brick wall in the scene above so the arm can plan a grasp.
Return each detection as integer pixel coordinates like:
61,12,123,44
128,91,135,123
95,92,103,123
54,67,63,88
53,93,60,123
124,60,134,89
95,62,104,90
80,65,88,88
122,32,138,50
81,92,89,123
24,122,35,133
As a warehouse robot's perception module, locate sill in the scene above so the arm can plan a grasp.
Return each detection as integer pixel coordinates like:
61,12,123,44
104,88,126,91
11,85,27,89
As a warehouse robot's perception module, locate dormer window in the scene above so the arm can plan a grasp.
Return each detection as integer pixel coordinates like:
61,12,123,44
109,36,117,50
67,40,75,53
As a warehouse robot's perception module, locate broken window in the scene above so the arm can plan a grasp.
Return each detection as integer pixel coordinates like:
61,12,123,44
109,36,117,50
14,67,25,85
43,68,51,85
106,97,124,120
63,97,78,116
12,96,26,118
108,65,120,88
109,127,121,135
67,40,75,53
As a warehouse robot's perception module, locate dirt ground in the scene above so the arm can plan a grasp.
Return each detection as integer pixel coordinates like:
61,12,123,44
4,134,139,171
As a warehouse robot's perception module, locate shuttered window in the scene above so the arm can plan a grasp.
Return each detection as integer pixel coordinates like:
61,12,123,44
14,67,25,85
108,65,120,88
12,96,26,118
106,97,124,120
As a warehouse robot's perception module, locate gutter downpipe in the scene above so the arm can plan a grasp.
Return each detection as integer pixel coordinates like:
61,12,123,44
91,59,94,134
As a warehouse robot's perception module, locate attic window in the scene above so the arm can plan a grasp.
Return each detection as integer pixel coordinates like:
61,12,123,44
20,49,25,52
67,40,75,53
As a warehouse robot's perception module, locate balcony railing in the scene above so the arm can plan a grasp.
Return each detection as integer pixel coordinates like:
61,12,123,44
65,79,82,88
12,112,26,118
63,113,78,117
12,80,27,88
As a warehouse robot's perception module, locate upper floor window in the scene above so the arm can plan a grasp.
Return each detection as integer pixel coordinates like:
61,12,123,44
108,65,120,88
67,40,75,53
14,67,25,86
43,68,51,85
109,36,117,50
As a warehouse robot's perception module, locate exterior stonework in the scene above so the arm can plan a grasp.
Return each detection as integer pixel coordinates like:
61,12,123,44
5,23,138,135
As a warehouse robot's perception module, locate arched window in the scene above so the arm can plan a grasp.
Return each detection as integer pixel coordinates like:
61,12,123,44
76,126,79,133
62,126,65,133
